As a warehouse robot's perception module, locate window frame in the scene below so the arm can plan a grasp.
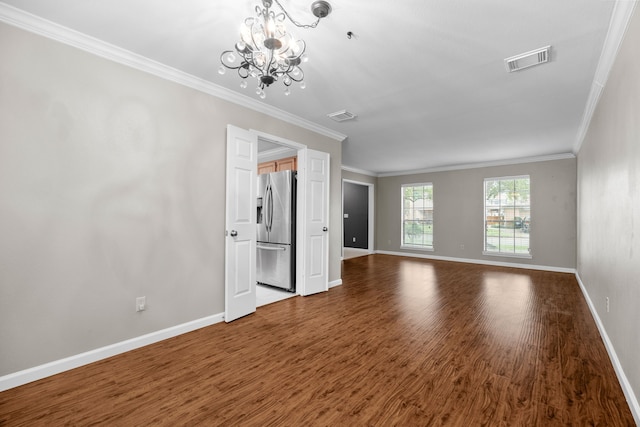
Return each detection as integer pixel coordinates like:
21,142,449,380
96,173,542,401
401,182,434,251
483,175,532,259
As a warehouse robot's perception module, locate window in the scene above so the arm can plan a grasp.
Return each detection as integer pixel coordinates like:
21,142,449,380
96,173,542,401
484,176,530,256
402,183,433,249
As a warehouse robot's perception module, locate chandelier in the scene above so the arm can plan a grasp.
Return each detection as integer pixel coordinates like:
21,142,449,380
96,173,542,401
218,0,332,98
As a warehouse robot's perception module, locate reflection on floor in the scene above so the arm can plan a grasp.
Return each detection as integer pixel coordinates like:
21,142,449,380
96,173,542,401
343,247,370,260
256,284,297,307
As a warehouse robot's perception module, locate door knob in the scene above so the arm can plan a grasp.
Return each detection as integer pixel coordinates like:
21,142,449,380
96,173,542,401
230,230,238,237
322,227,328,232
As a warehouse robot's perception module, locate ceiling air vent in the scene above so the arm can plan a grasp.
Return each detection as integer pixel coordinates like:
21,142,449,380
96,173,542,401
504,45,551,73
327,110,357,122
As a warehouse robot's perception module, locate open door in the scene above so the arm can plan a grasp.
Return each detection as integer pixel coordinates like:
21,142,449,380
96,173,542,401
224,125,257,322
298,148,330,296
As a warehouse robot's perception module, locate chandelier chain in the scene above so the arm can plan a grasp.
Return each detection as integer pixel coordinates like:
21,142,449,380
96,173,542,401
273,0,321,28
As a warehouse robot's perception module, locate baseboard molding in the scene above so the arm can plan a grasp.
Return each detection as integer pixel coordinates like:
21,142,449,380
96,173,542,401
0,312,224,392
375,250,576,274
574,273,640,425
329,279,343,288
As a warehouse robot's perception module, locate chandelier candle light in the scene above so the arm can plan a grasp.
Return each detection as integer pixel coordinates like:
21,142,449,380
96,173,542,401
219,0,332,98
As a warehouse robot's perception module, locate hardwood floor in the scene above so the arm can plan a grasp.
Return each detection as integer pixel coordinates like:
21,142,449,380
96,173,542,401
1,255,635,426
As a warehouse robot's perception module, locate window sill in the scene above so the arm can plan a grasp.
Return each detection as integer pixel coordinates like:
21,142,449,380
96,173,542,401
482,251,532,259
401,245,434,252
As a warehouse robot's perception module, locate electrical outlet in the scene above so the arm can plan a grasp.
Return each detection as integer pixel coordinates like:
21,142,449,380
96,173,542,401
352,237,356,242
136,296,146,312
460,244,465,250
606,297,610,313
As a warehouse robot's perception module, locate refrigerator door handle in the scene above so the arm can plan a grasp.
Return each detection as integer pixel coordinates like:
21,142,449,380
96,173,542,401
264,183,271,233
268,185,274,232
257,244,287,251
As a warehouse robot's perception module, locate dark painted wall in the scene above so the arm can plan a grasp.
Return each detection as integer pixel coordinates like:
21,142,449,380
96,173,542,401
343,182,368,249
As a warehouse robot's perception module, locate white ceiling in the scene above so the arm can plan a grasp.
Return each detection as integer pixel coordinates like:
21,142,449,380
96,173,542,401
0,0,622,174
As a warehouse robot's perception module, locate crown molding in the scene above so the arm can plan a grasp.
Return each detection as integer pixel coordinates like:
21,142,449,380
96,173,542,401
377,153,576,177
573,0,639,154
341,165,379,177
0,3,347,143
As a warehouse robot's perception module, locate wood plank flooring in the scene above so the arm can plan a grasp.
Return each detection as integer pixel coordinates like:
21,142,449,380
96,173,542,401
1,255,635,426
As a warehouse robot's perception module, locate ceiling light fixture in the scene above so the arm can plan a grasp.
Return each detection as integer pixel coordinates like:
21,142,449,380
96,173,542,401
218,0,332,99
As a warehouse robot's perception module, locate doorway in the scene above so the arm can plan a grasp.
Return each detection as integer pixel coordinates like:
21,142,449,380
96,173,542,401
256,138,299,307
342,179,374,259
226,126,331,321
254,134,331,304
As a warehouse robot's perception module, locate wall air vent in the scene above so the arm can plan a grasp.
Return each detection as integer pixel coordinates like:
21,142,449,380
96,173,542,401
504,45,551,73
327,110,357,122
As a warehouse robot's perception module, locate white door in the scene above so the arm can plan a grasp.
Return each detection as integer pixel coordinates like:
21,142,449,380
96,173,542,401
225,125,257,322
298,149,330,296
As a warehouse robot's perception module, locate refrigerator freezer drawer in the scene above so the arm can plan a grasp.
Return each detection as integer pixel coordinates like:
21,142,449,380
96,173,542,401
257,243,294,291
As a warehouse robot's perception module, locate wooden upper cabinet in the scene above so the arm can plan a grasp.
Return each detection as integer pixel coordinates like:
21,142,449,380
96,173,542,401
258,156,297,174
258,161,276,175
276,156,297,171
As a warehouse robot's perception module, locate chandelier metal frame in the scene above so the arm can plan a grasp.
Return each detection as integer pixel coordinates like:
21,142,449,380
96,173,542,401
219,0,332,98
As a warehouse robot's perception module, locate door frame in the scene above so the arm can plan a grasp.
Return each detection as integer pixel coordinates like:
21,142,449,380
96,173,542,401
342,179,375,256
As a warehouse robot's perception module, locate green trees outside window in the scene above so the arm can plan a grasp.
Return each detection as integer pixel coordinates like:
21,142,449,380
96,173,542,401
402,184,433,249
484,176,530,255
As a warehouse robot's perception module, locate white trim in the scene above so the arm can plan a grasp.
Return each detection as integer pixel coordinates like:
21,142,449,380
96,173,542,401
574,273,640,424
341,165,379,177
252,130,307,150
378,153,575,177
482,251,532,259
329,279,343,288
0,313,224,392
483,174,530,182
401,245,435,252
574,0,639,154
0,3,347,143
375,250,575,274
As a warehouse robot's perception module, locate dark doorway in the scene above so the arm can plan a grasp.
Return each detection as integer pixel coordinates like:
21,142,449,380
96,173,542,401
343,182,369,249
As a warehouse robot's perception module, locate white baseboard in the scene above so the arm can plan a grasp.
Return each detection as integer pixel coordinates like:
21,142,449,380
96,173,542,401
329,279,343,288
0,312,224,392
574,273,640,425
375,250,576,274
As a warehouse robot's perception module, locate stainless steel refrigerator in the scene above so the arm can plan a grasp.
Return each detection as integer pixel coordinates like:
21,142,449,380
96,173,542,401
256,170,296,292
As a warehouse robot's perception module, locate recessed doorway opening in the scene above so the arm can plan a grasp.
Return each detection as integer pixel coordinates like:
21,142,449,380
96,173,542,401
256,137,300,307
342,179,374,260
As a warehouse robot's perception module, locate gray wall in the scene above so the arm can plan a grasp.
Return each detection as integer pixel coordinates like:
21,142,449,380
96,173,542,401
376,158,577,269
577,6,640,410
0,22,342,375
